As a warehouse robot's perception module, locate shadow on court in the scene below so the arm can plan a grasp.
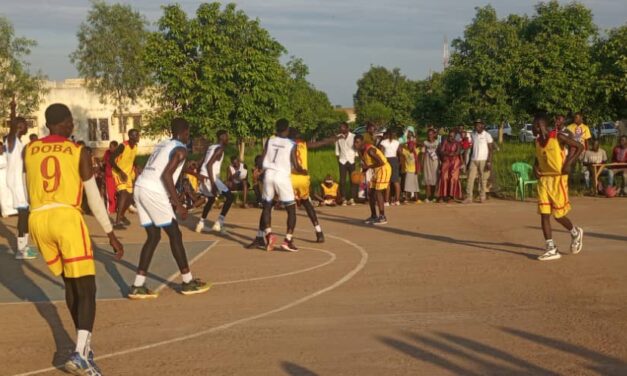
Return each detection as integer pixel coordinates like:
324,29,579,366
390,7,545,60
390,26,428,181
524,226,627,243
281,361,319,376
316,211,541,259
379,327,627,375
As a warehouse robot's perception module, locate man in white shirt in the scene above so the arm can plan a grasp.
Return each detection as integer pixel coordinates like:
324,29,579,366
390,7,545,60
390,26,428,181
464,119,494,203
335,122,357,205
582,139,613,190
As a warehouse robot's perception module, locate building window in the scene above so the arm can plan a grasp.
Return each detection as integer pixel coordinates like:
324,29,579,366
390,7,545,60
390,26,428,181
99,118,109,141
88,119,98,141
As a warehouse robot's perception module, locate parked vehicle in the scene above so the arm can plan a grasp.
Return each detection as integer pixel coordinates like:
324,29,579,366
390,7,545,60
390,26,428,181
486,123,512,139
519,123,535,143
595,122,618,138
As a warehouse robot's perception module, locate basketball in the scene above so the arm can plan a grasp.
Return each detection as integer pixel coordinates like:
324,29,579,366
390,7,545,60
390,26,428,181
351,171,363,185
604,185,617,198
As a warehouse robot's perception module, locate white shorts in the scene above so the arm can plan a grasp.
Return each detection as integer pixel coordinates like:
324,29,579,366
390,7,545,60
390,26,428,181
134,186,175,227
262,170,295,204
200,178,229,197
8,182,28,209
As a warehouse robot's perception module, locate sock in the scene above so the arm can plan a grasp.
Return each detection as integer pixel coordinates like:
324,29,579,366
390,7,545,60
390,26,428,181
314,225,322,233
76,330,91,358
264,228,272,235
546,239,555,249
570,227,579,236
133,274,146,287
286,233,293,241
17,236,27,252
257,230,264,238
182,272,193,284
218,215,225,224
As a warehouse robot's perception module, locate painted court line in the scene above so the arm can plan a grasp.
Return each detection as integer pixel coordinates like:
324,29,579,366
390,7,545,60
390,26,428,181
13,234,368,376
153,241,219,294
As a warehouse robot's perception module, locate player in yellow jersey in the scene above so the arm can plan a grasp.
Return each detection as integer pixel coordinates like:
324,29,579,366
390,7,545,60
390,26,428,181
25,103,124,375
110,128,140,228
532,113,584,261
354,134,391,225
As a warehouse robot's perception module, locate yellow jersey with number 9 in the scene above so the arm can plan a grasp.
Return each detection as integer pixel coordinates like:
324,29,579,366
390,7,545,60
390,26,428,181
295,141,308,171
25,135,83,210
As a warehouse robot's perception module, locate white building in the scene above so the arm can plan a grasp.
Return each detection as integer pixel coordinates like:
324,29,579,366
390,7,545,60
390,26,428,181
14,79,162,155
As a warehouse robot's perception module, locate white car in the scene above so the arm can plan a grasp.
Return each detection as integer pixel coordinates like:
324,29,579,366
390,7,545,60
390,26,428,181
596,122,618,138
519,123,535,142
486,123,513,139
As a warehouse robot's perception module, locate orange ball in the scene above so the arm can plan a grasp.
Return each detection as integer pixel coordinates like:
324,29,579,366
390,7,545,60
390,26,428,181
351,171,364,185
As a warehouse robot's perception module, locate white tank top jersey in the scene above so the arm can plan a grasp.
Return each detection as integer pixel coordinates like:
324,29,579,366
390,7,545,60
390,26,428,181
200,144,224,180
263,136,295,175
4,135,25,190
229,164,248,183
135,139,186,195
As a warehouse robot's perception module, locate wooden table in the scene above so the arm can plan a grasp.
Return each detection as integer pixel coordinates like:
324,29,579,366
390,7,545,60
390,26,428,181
592,162,627,194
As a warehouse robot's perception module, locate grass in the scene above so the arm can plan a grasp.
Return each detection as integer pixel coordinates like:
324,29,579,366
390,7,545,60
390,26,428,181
135,139,619,200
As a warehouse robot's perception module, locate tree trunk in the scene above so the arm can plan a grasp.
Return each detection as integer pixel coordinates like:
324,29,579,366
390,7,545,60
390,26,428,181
10,96,16,121
238,139,245,161
498,120,504,144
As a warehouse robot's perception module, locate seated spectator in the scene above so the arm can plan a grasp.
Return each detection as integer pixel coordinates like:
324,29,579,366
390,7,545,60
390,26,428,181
180,161,204,209
583,139,613,191
226,156,249,208
252,155,264,207
314,175,341,206
611,135,626,195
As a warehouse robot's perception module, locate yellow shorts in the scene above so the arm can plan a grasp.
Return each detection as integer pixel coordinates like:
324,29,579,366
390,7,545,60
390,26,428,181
114,172,135,193
291,174,311,200
29,207,95,278
370,164,392,191
537,175,571,218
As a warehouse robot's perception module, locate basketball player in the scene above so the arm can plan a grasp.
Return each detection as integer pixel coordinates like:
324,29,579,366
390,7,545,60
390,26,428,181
25,104,124,375
110,128,140,228
195,130,234,234
129,118,211,298
5,117,36,259
354,134,391,225
252,119,306,252
533,113,584,261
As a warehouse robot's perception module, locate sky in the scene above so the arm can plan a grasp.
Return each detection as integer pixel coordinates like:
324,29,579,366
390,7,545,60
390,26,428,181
1,0,625,107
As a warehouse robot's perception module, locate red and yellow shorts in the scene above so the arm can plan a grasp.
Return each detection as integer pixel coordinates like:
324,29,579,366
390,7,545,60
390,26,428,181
29,207,95,278
370,163,392,191
114,171,135,193
537,175,571,218
291,174,311,200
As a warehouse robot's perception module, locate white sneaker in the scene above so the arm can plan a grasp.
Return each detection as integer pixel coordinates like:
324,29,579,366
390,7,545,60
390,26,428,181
195,220,206,233
341,200,347,207
384,202,390,207
128,205,138,214
570,227,584,254
393,201,400,206
15,247,37,260
348,199,356,206
212,221,222,232
538,247,561,261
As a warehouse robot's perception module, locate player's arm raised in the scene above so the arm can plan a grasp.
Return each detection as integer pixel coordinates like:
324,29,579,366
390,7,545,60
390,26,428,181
291,145,307,175
367,147,384,168
79,147,124,259
163,147,188,220
558,133,584,174
205,146,223,195
109,143,127,182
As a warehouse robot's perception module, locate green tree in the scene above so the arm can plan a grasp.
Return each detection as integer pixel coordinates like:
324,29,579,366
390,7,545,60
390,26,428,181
145,3,287,158
592,24,627,119
357,101,393,127
0,16,46,120
70,0,151,134
354,66,415,126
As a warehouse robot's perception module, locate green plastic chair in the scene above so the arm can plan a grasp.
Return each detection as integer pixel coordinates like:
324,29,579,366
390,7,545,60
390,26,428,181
512,162,538,201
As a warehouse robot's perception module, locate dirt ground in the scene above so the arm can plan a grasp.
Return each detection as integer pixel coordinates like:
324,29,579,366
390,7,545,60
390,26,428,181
0,197,626,376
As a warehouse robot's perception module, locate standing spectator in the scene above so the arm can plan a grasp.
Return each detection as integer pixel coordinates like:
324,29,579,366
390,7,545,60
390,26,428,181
252,155,264,207
422,128,440,203
460,126,472,172
583,139,613,191
566,112,592,151
401,141,420,203
554,114,569,134
438,130,463,202
464,119,494,204
103,140,119,214
335,122,357,206
611,135,627,195
0,141,17,217
380,129,402,205
226,156,250,208
363,122,377,146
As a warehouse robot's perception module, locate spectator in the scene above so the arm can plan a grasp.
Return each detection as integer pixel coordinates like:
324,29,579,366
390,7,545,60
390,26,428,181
583,139,613,191
566,112,592,151
226,156,249,208
460,126,472,172
401,141,420,203
103,140,118,214
380,129,402,206
611,135,627,195
554,114,569,134
252,155,264,207
399,125,415,144
314,174,341,206
438,130,463,202
616,119,627,138
335,122,357,206
464,119,494,204
28,133,38,143
363,122,377,146
422,128,440,203
0,141,17,217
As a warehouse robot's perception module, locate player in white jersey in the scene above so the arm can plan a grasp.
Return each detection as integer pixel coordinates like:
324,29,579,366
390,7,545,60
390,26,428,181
5,116,36,259
195,130,234,233
253,119,307,252
128,118,210,299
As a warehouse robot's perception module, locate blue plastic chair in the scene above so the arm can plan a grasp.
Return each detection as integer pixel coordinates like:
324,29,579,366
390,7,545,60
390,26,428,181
512,162,538,201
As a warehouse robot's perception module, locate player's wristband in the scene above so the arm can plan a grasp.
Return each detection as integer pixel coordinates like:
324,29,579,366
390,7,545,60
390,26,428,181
84,177,113,234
